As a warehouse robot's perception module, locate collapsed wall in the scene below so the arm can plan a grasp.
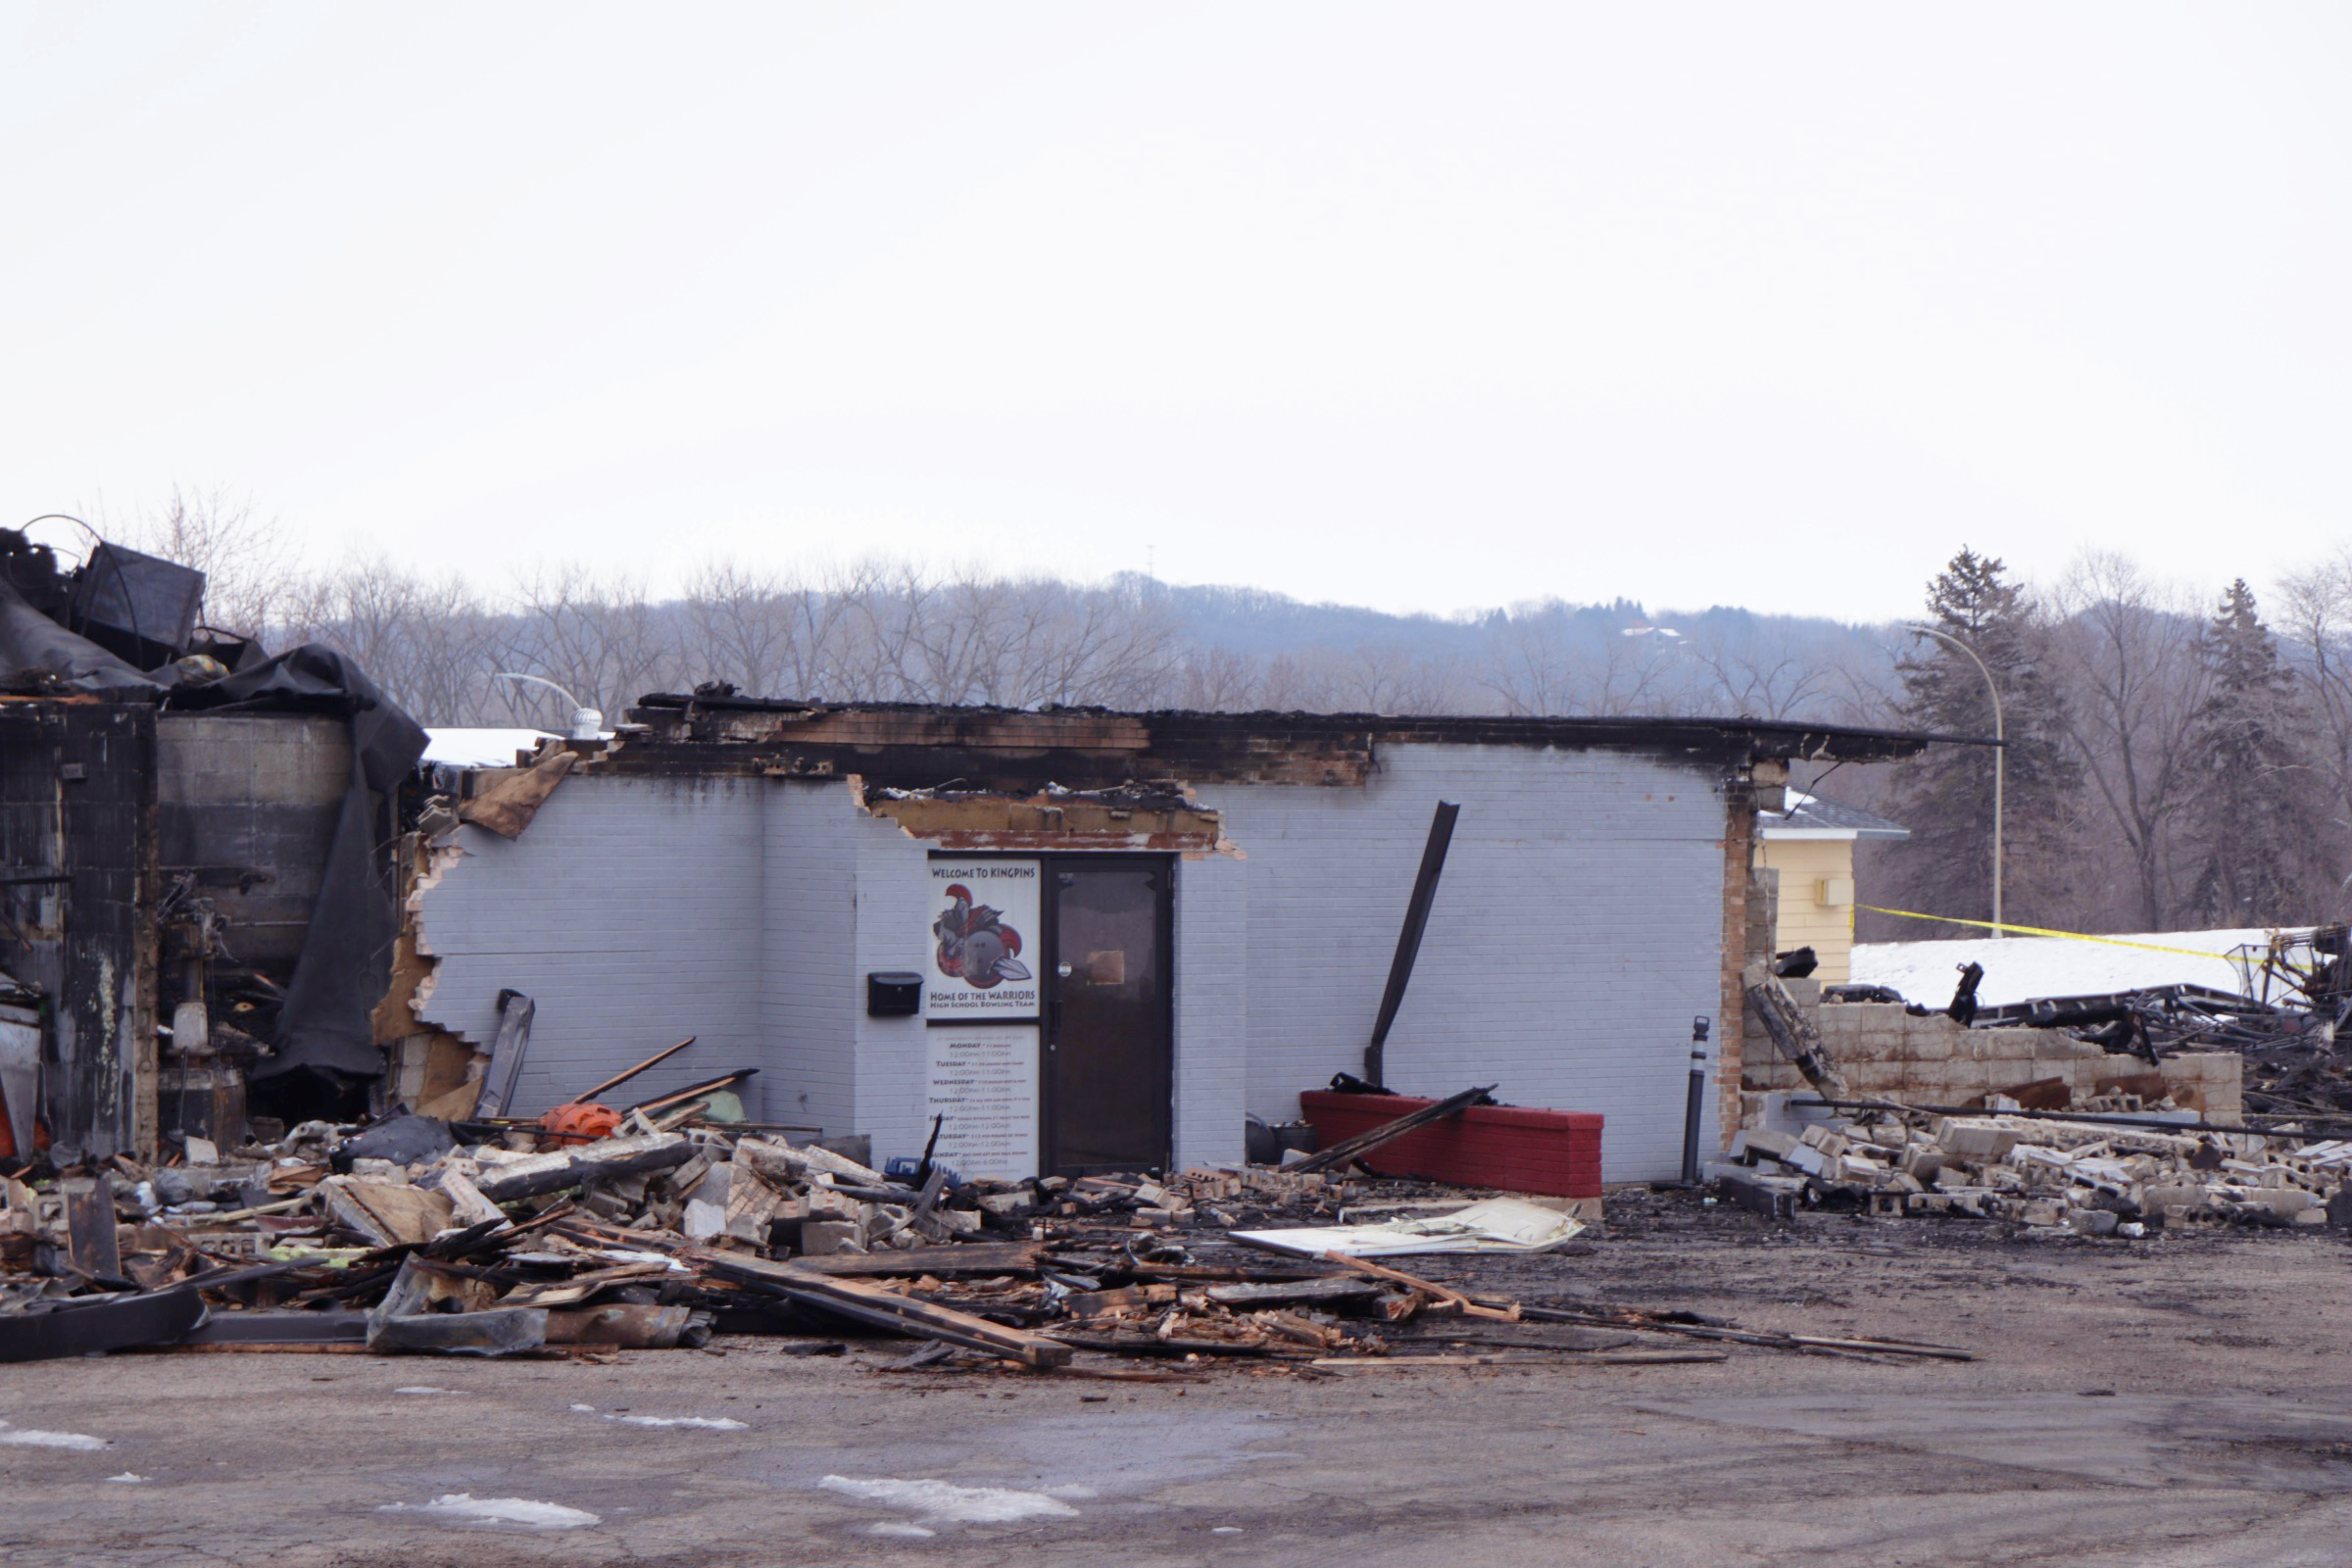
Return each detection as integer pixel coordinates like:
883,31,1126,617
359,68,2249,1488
1739,978,2243,1123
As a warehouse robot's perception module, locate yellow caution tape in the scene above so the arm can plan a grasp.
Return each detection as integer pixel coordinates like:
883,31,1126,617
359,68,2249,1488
1856,906,2240,961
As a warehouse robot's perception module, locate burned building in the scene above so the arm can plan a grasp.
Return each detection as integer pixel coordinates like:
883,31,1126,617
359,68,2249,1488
404,696,1937,1183
0,525,424,1159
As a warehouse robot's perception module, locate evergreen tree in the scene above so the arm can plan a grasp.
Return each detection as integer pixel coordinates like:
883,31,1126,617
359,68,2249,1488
1885,548,2082,935
2183,580,2318,926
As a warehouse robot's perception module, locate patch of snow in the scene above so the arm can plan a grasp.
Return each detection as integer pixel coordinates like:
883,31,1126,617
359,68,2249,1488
606,1415,747,1430
105,1473,146,1484
1212,1526,1245,1535
867,1522,938,1539
1851,926,2302,1008
820,1475,1080,1524
0,1421,106,1450
418,728,561,769
569,1403,598,1412
377,1494,599,1530
394,1387,456,1396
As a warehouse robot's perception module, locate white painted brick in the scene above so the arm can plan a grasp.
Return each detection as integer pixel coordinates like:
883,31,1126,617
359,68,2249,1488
418,741,1741,1184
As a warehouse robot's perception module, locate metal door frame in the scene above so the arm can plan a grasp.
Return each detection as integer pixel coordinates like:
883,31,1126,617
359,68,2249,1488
1041,853,1176,1177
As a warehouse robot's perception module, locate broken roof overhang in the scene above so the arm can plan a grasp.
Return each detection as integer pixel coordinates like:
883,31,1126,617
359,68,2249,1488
609,695,1952,795
858,779,1228,854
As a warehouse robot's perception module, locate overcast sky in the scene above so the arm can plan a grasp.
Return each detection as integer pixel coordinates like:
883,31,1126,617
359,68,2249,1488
8,4,2350,622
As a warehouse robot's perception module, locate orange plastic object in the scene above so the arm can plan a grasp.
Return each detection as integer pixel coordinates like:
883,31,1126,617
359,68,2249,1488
536,1102,620,1149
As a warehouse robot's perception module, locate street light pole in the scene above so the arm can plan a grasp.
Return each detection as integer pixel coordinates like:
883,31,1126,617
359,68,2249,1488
1910,624,2005,939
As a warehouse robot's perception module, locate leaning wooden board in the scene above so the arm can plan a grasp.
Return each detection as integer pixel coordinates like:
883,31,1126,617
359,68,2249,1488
692,1248,1071,1368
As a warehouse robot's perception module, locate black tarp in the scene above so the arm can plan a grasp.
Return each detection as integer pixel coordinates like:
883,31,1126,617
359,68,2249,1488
0,576,426,1081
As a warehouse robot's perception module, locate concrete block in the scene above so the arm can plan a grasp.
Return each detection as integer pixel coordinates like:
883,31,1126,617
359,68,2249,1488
1732,1128,1797,1165
1718,1171,1801,1220
1939,1123,2019,1161
801,1219,862,1256
2228,1187,2316,1219
1798,1125,1848,1154
1898,1021,1956,1061
1781,1144,1832,1178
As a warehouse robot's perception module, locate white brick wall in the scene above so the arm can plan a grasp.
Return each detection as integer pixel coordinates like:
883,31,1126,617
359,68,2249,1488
850,817,951,1164
1172,853,1249,1169
1213,743,1728,1182
760,782,863,1137
416,742,1737,1182
416,775,767,1118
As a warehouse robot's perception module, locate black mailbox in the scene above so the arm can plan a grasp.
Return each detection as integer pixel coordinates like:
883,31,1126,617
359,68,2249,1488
866,971,922,1017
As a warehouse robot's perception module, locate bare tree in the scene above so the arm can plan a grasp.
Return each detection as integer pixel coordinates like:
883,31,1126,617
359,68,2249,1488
2047,551,2209,929
495,564,680,726
1171,645,1263,710
1685,621,1841,719
1478,611,1584,715
120,484,291,639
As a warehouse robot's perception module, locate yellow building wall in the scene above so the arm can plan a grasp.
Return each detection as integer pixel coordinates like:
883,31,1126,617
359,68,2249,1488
1757,838,1858,983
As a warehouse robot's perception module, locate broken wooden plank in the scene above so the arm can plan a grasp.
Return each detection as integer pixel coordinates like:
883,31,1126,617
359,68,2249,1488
1203,1277,1388,1312
785,1241,1042,1277
425,1168,507,1230
1310,1349,1729,1369
1512,1304,1973,1361
475,990,536,1117
573,1036,699,1105
470,1133,696,1201
500,1261,673,1308
1063,1284,1177,1319
692,1249,1071,1368
317,1177,455,1249
61,1175,122,1282
1050,1332,1288,1359
1318,1250,1520,1321
630,1070,757,1117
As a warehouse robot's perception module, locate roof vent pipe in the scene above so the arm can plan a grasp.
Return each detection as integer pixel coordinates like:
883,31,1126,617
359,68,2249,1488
491,671,604,741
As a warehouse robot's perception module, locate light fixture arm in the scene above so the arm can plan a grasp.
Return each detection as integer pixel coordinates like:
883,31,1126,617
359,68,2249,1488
491,671,605,741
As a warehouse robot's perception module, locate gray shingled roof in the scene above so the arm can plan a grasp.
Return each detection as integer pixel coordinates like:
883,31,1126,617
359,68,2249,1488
1763,791,1909,840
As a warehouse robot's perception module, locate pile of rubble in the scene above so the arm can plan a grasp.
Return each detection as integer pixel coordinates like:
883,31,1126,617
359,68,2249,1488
1,1110,1971,1371
1729,1109,2352,1234
1732,961,2352,1236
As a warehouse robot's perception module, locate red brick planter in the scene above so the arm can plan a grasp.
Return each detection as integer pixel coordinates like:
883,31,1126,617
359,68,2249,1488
1298,1091,1603,1199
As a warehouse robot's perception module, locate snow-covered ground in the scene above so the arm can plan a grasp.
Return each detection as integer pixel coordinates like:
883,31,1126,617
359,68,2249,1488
1850,926,2311,1007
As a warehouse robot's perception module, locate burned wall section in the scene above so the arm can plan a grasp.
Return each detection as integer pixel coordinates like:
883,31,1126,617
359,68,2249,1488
1212,742,1732,1184
0,698,158,1159
156,716,350,976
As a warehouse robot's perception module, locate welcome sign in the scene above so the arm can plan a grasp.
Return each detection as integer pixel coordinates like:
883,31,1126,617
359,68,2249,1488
924,859,1041,1020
